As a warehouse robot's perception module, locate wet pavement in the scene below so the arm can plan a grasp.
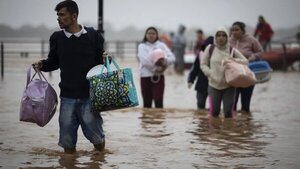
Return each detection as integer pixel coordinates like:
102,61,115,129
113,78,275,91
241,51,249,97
0,57,300,168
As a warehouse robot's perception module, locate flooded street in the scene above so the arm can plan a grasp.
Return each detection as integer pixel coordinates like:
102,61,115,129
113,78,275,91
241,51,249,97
1,58,300,168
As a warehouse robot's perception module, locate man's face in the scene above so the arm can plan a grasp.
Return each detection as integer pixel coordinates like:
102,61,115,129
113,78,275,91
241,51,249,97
56,7,76,29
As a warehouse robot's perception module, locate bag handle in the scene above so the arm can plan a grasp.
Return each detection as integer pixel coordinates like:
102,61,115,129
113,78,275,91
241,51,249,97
31,68,42,81
100,56,120,74
230,47,235,58
26,66,40,86
26,65,48,87
151,74,161,83
35,67,48,82
26,66,32,86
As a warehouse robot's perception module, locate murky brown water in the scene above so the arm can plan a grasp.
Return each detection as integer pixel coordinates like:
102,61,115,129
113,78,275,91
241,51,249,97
1,58,300,168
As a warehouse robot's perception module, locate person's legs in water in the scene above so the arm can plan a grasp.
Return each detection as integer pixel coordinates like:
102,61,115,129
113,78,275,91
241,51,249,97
141,77,153,108
222,87,235,118
154,100,163,108
153,76,165,108
233,88,241,111
240,85,255,113
208,86,222,117
197,91,207,109
58,97,80,154
178,51,185,74
78,98,105,151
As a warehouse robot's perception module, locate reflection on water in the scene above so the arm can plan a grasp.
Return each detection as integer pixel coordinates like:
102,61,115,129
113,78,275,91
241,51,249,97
186,110,275,168
21,148,107,169
190,112,270,159
139,108,172,138
57,151,106,169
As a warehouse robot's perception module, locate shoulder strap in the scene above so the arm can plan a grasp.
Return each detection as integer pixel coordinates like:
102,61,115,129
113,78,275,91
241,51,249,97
229,46,235,58
208,44,215,67
209,44,215,57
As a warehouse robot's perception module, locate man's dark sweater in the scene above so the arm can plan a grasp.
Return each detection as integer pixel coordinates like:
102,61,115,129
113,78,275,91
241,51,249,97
41,28,104,99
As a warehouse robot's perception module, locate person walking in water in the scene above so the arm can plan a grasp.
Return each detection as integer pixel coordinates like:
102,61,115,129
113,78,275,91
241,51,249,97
200,26,248,118
33,0,106,153
187,29,209,109
254,15,274,51
230,21,264,114
172,24,187,75
138,26,175,108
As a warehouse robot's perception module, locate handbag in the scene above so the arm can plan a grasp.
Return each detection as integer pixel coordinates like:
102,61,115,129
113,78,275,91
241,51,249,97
223,49,256,88
149,48,167,84
20,66,58,127
87,57,139,112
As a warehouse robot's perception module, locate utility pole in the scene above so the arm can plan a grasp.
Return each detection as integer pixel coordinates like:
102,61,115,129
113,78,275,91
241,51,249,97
1,42,3,79
98,0,104,37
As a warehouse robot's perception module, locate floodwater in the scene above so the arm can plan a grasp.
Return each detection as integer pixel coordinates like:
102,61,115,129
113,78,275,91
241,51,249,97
1,57,300,169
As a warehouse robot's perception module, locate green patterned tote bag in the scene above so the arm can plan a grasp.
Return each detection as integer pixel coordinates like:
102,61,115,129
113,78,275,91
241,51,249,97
87,57,139,112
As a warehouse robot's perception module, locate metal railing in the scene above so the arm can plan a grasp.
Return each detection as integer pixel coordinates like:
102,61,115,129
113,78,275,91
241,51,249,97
0,40,143,78
1,39,299,78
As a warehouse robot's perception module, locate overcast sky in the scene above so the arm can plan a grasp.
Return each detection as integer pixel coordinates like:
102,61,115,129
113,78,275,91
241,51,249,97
0,0,299,33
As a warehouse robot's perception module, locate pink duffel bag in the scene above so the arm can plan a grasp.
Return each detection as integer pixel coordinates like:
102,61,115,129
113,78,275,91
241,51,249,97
223,59,256,88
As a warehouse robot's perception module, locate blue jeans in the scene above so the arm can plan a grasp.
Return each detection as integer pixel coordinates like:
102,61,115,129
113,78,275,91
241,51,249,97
58,97,105,149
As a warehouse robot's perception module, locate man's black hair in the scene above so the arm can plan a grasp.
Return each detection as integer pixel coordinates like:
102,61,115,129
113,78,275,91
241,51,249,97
55,0,79,15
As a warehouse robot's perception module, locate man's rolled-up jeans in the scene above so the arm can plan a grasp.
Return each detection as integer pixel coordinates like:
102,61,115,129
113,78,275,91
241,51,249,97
58,97,105,149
